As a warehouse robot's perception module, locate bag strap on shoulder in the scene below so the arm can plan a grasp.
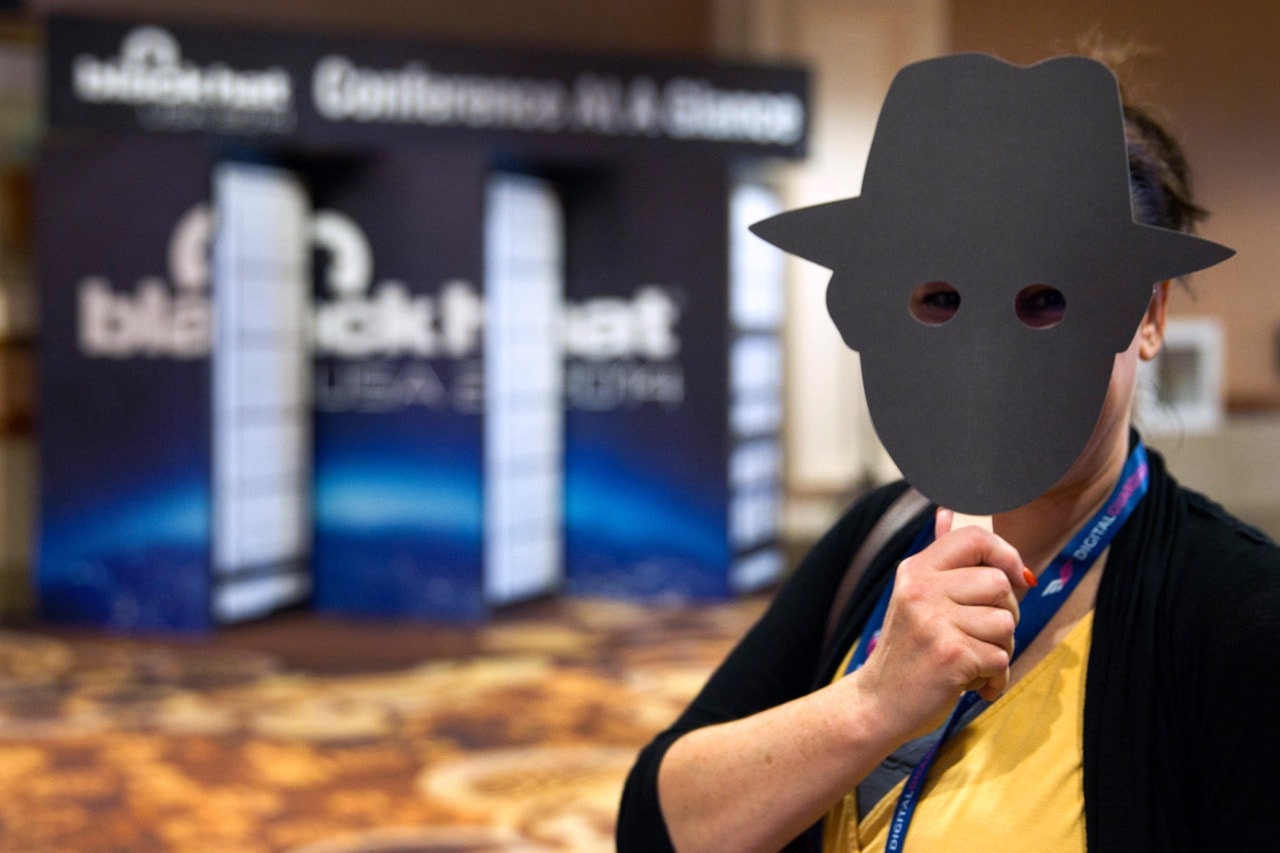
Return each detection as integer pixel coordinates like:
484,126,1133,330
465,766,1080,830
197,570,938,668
821,485,931,655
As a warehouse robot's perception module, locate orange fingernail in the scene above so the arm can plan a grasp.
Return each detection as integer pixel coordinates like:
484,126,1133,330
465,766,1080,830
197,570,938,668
1023,567,1038,587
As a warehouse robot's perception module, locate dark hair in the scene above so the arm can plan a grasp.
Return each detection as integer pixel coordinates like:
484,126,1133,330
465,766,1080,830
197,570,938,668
1124,103,1208,234
1073,34,1209,234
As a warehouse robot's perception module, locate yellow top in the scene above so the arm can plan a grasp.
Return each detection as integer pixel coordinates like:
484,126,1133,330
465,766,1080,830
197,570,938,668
823,611,1093,853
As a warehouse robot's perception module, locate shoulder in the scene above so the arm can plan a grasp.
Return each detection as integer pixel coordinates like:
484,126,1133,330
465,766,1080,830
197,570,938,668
751,479,922,666
1126,444,1280,609
1175,486,1280,593
791,480,919,583
1084,447,1280,847
1165,488,1280,811
1162,483,1280,659
780,479,914,592
827,480,918,542
800,481,933,680
1102,451,1280,662
1181,487,1276,550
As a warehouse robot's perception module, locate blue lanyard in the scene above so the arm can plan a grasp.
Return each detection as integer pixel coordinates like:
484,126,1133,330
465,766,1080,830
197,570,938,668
844,442,1150,851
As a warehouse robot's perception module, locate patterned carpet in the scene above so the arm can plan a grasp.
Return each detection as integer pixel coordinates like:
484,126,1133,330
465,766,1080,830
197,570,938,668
0,596,767,852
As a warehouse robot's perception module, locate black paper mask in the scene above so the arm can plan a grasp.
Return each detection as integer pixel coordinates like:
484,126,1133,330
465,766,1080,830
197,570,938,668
751,54,1233,513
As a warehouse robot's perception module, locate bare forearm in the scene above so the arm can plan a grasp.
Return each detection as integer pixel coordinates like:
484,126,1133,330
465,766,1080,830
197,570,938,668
656,676,898,853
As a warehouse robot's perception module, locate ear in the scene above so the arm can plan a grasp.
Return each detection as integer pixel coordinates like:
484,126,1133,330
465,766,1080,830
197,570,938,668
1138,280,1171,361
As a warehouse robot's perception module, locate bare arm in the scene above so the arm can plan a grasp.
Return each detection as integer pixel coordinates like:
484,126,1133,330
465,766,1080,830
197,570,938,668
657,512,1030,853
657,666,900,853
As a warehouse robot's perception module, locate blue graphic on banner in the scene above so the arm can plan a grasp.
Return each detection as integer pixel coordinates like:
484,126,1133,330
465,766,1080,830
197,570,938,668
306,147,489,621
39,481,213,631
311,447,486,619
565,445,730,599
559,159,737,601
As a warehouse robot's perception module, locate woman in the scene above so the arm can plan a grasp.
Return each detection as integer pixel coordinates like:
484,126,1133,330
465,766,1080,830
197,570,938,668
617,59,1280,853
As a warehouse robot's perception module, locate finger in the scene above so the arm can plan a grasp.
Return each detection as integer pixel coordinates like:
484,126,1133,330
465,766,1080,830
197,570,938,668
915,524,1031,593
940,566,1021,624
952,605,1017,656
966,641,1012,699
934,507,954,540
957,642,1012,700
976,673,1009,702
892,557,1021,625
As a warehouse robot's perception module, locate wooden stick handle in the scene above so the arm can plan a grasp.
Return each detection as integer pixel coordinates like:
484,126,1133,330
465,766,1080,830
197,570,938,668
951,512,994,532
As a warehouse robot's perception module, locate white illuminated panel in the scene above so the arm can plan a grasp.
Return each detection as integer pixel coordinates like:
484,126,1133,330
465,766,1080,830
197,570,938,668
730,182,785,330
483,173,565,604
211,162,312,621
728,182,785,592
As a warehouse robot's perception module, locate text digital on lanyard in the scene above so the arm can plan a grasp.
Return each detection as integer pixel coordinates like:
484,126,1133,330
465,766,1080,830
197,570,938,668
844,441,1150,851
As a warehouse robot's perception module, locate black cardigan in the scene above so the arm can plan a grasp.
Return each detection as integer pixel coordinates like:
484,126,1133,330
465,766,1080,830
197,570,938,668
618,445,1280,851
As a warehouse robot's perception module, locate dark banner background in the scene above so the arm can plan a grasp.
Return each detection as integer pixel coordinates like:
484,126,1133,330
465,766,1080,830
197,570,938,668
309,145,490,619
37,134,216,630
560,155,734,598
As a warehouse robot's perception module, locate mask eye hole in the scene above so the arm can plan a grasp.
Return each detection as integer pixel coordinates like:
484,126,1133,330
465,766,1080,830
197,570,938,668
908,281,960,326
1015,284,1066,329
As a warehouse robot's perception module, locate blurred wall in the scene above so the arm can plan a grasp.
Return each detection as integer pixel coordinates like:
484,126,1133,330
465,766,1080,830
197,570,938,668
25,0,717,54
